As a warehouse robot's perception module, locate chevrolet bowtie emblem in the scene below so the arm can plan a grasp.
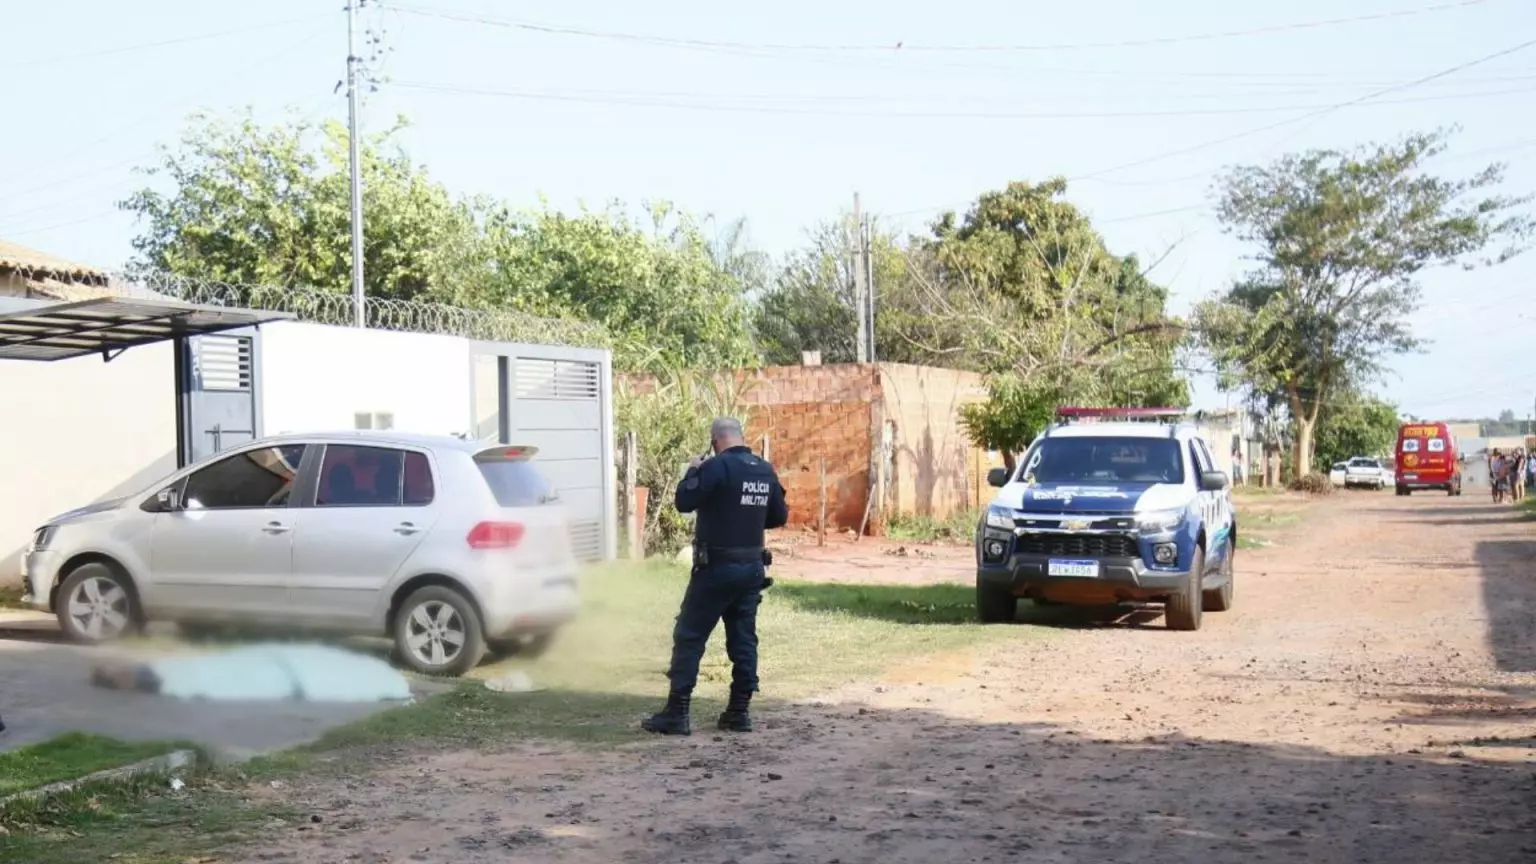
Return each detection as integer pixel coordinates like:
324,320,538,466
1061,518,1092,531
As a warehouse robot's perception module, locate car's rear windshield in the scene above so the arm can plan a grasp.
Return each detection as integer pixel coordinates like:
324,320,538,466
1018,437,1185,485
1348,458,1379,467
476,459,557,507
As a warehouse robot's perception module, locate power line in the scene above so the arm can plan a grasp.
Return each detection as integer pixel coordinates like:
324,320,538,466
0,12,334,68
390,79,1536,120
1071,34,1536,181
881,35,1536,220
384,0,1492,53
0,25,336,193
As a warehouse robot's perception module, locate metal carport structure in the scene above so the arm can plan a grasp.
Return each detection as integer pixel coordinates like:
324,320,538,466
0,296,291,467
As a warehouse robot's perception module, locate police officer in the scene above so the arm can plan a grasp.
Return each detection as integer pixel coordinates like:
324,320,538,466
642,417,788,736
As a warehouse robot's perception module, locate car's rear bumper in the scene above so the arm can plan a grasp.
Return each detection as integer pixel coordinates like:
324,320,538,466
979,554,1190,604
480,571,580,638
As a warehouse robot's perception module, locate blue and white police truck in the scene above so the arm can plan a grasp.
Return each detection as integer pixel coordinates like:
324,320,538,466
974,407,1237,631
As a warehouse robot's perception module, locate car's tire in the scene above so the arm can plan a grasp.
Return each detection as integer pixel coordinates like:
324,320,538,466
1165,547,1204,631
56,562,140,645
488,632,557,660
393,585,486,677
1202,542,1234,612
976,580,1018,624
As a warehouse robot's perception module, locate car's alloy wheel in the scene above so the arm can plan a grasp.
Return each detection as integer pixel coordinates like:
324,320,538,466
393,586,486,677
57,564,136,644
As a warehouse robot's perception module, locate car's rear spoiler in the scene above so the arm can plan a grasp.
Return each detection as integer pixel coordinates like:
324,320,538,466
473,445,539,463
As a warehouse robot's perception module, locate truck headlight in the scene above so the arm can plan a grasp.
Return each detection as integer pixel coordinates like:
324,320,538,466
1134,509,1183,534
984,506,1014,530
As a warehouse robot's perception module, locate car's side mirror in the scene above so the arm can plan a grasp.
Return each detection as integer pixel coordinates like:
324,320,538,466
1200,470,1230,492
987,468,1010,488
155,487,182,512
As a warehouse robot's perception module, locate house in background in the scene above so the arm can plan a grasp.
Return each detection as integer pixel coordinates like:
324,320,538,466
0,240,117,301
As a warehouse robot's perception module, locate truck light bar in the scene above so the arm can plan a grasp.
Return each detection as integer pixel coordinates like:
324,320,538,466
1055,407,1186,424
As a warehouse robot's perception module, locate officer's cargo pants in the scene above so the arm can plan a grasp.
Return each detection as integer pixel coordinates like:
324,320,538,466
667,561,764,695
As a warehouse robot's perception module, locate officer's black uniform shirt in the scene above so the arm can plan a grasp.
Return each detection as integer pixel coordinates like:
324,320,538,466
675,445,788,551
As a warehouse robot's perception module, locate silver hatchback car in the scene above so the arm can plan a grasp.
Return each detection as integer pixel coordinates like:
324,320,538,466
21,432,581,676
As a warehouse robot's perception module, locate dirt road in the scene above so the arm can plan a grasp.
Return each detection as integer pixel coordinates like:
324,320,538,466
241,494,1536,864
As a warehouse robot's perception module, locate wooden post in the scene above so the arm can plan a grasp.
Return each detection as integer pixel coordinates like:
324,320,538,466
762,433,770,463
623,430,641,559
818,457,828,547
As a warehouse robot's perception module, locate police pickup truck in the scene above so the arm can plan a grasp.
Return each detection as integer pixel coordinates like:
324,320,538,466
974,408,1237,631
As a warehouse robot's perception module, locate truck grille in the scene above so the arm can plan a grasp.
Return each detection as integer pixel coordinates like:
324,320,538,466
1015,533,1138,558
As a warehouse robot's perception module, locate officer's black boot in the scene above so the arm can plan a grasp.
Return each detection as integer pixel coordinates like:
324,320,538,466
717,689,753,732
641,691,692,736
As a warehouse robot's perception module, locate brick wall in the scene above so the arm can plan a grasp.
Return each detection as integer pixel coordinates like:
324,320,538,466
877,364,988,519
618,363,988,531
619,365,879,530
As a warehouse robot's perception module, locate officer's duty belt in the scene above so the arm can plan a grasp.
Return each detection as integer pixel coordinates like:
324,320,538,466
704,546,765,563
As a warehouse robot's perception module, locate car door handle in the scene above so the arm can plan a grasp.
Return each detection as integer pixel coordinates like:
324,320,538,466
394,523,421,536
262,522,291,535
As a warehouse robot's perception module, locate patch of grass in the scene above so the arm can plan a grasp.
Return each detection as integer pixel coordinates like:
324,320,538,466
0,765,293,863
884,509,981,543
3,561,1032,858
1243,509,1304,530
0,734,185,799
0,584,27,610
1520,497,1536,520
1232,485,1287,498
249,561,1023,768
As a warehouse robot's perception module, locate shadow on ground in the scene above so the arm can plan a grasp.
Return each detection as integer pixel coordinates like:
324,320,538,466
12,691,1529,864
774,581,1167,629
1476,538,1536,675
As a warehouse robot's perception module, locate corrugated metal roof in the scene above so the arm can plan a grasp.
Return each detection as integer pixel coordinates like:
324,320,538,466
0,297,291,362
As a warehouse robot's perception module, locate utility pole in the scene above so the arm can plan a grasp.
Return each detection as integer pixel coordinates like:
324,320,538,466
861,214,876,362
852,192,868,363
346,0,366,328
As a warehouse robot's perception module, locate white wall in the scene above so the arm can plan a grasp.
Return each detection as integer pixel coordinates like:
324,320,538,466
259,322,472,437
0,342,178,584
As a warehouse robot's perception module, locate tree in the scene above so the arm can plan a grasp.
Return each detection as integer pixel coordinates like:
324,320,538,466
1313,393,1400,468
753,217,910,366
121,112,483,302
1197,129,1532,478
466,202,760,371
896,179,1188,456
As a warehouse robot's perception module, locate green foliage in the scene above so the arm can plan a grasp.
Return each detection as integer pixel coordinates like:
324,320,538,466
464,202,760,371
1288,472,1335,496
958,374,1059,468
1313,394,1400,467
883,508,982,544
754,217,910,365
614,369,758,556
1198,128,1532,477
122,114,760,372
121,112,483,302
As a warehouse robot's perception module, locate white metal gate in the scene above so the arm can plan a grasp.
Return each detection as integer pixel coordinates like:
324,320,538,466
470,342,615,562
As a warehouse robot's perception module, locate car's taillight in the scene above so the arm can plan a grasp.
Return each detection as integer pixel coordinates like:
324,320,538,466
467,521,525,549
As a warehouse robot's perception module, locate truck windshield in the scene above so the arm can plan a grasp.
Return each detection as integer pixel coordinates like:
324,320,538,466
1019,437,1185,485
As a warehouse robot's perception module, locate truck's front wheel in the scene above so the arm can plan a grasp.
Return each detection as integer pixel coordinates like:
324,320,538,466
1165,548,1204,631
976,580,1018,624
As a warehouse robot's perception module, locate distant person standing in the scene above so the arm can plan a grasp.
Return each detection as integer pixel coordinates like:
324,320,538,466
1512,449,1527,503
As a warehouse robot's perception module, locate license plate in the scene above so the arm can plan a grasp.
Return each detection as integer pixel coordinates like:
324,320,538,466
1403,473,1418,480
1047,559,1099,578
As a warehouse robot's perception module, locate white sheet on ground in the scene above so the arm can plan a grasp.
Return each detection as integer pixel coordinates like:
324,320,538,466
149,644,412,702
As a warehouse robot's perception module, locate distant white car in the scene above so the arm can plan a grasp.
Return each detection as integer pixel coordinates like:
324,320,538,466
21,432,581,677
1343,457,1388,490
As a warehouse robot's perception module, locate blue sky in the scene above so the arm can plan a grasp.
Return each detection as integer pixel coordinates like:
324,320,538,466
3,0,1533,421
